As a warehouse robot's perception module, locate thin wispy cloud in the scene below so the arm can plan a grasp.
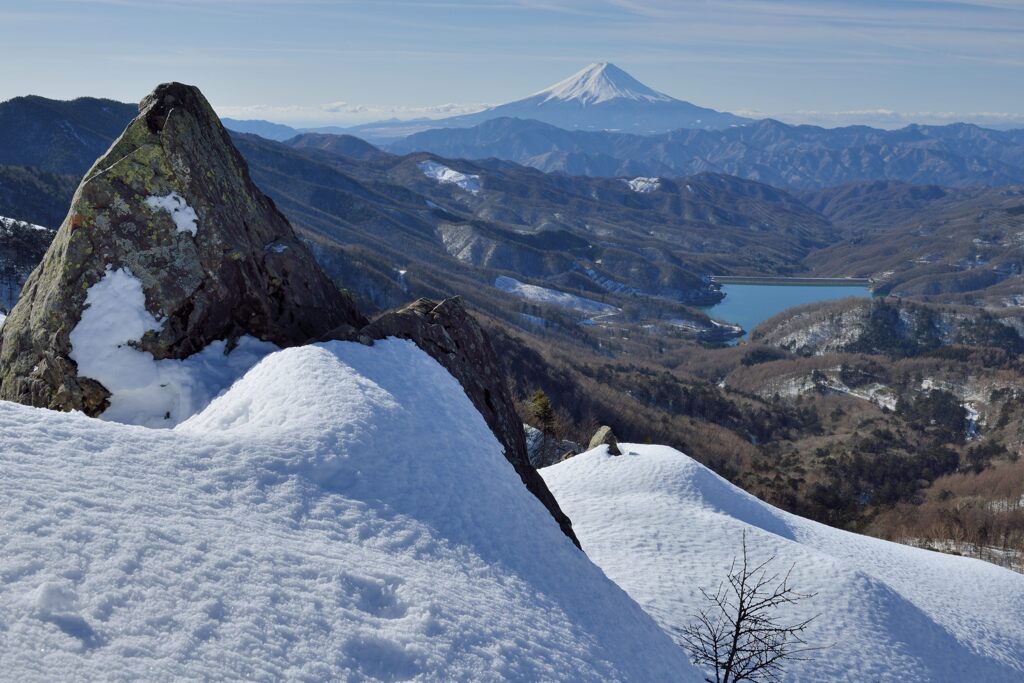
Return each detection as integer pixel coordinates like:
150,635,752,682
214,101,491,126
2,0,1021,128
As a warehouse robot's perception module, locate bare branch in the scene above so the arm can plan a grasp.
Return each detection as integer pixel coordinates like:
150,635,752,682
676,531,827,683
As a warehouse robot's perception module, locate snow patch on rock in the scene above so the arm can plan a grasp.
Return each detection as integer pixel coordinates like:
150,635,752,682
418,160,481,195
68,267,277,427
144,192,199,236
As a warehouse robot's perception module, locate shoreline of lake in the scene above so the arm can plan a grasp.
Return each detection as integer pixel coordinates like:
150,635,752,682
700,280,873,341
711,275,872,287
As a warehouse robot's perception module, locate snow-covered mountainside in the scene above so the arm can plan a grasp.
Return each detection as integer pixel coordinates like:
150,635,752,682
623,176,661,193
495,275,618,315
417,160,481,194
1,215,51,233
345,62,750,141
0,216,54,313
543,445,1024,682
0,339,695,681
533,62,673,105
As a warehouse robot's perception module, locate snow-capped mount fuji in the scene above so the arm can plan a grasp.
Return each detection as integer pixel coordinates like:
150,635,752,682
531,62,674,105
342,62,750,141
461,62,750,132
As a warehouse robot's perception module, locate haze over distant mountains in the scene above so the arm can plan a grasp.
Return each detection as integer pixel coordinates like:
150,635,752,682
342,62,751,141
212,63,1024,191
223,63,750,143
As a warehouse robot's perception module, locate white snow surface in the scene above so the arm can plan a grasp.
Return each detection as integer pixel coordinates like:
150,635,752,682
0,311,6,328
144,192,199,236
0,340,695,682
543,445,1024,682
534,62,674,105
623,176,661,193
417,160,481,194
1,215,52,232
68,267,277,427
495,275,618,314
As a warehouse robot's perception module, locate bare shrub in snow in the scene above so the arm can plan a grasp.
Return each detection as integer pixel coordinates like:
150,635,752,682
678,533,821,683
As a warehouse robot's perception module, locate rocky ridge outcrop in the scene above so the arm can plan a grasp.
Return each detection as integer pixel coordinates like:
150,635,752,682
524,423,581,468
0,83,579,546
357,297,580,547
0,83,365,413
752,297,1024,357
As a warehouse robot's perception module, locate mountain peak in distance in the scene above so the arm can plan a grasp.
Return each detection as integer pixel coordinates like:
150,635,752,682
341,62,751,142
533,62,674,105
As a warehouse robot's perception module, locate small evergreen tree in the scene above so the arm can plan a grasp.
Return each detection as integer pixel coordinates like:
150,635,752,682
529,389,555,435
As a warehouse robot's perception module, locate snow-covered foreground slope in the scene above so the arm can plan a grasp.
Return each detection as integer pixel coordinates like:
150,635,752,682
543,445,1024,682
0,339,695,681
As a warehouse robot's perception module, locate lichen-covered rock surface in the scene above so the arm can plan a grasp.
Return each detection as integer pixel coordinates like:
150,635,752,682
0,83,364,412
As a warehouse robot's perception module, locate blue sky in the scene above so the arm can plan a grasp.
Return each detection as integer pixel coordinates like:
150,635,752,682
2,0,1022,128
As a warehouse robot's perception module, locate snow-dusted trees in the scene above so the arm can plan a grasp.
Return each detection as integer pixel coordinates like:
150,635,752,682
678,533,821,683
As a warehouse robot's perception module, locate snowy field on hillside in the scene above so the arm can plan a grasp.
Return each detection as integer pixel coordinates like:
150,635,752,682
1,215,53,232
417,160,481,194
623,177,661,193
0,339,695,682
495,275,618,314
543,445,1024,682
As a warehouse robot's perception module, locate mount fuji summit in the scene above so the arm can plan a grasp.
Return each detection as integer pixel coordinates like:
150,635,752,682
343,63,750,141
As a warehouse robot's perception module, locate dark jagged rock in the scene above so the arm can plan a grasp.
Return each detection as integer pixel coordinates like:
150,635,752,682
355,297,581,548
0,82,365,412
588,425,622,456
524,423,580,469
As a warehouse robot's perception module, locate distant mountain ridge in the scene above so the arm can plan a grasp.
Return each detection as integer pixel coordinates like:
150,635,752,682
219,117,300,141
0,95,137,174
389,116,1024,189
0,92,837,326
219,63,748,143
16,81,1022,192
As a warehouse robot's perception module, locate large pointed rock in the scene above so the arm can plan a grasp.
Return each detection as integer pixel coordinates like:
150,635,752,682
0,83,364,414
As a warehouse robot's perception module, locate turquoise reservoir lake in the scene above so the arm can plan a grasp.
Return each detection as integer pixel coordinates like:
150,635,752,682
700,282,872,340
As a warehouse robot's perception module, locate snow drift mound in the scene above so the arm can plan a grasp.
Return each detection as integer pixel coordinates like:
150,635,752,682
542,445,1024,682
0,339,695,681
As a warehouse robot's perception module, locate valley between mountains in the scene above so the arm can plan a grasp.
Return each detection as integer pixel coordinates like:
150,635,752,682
2,64,1024,681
